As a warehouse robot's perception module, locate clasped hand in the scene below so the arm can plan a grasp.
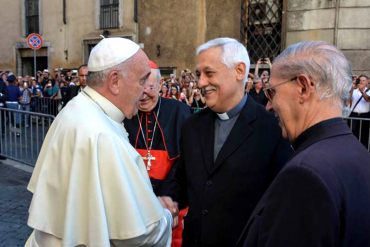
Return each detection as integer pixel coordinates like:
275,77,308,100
159,196,179,228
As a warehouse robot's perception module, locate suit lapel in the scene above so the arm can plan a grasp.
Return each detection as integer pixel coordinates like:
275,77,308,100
212,99,257,172
198,109,216,174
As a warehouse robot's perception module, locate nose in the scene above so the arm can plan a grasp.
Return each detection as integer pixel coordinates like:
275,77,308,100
197,73,208,88
265,101,274,112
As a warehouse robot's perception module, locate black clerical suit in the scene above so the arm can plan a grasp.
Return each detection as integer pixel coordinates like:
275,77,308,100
237,118,370,247
166,96,292,247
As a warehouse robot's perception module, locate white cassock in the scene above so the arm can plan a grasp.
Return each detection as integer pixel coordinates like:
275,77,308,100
25,86,172,247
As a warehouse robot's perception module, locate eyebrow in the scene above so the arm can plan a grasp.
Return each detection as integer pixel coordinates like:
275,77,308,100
143,71,151,79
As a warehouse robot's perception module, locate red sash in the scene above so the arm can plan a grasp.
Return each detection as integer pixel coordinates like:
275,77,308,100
136,149,174,179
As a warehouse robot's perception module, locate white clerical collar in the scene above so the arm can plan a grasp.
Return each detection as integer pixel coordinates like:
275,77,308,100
216,94,248,121
83,86,125,123
217,112,230,120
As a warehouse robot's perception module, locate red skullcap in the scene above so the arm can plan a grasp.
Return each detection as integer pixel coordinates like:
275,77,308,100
149,60,159,69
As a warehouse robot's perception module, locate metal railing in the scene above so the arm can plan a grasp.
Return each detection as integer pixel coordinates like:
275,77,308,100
345,117,370,151
31,97,62,116
0,106,368,167
0,107,54,166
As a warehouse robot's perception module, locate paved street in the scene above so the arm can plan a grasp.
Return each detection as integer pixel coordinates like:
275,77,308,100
0,161,32,247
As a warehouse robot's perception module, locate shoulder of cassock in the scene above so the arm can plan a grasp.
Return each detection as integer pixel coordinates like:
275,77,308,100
27,92,164,246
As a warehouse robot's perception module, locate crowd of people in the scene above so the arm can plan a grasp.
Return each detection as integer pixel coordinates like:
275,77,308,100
0,37,369,247
0,66,88,116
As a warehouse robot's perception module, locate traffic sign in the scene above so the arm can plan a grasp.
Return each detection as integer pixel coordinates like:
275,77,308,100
27,33,43,50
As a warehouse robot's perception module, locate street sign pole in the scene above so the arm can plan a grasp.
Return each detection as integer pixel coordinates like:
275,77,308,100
27,33,43,78
33,49,37,79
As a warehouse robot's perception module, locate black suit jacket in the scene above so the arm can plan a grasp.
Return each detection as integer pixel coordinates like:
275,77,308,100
166,97,292,247
237,118,370,247
64,85,80,106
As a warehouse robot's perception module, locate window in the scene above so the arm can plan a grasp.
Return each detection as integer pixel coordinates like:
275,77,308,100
241,0,283,62
25,0,39,35
100,0,119,29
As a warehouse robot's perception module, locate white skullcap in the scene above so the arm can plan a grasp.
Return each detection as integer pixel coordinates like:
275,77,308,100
88,37,140,72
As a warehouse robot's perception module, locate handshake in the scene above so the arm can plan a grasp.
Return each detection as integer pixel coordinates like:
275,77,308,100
159,196,179,228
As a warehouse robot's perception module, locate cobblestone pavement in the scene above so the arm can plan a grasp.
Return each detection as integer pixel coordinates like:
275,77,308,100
0,162,32,247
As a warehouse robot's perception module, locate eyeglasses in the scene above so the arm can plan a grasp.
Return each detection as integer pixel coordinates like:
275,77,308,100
263,77,297,101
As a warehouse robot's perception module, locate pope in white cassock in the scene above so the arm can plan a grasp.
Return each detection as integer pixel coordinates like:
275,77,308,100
25,37,174,247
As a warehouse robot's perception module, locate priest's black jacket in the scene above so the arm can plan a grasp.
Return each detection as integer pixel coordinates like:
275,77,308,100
237,118,370,247
124,97,191,195
165,97,293,247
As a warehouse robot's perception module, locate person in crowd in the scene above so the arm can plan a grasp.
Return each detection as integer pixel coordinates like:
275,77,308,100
25,37,175,247
65,64,89,106
19,81,32,127
40,69,50,87
5,74,22,130
179,88,190,105
244,73,254,93
254,57,271,82
59,80,69,107
160,37,292,247
160,83,171,98
249,77,268,106
0,72,7,159
1,71,8,86
237,41,370,247
170,85,180,100
30,78,42,112
43,79,61,115
348,74,370,148
43,79,55,98
124,60,191,247
188,86,206,113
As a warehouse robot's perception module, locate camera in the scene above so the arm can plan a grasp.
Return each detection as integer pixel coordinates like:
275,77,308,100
355,78,361,85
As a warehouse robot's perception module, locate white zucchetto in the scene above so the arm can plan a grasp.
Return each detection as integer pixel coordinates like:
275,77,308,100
88,37,140,72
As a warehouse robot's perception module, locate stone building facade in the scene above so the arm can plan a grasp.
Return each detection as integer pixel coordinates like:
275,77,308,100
0,0,369,77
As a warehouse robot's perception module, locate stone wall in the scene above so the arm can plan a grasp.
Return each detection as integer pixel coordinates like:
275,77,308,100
138,0,240,75
0,0,137,75
0,0,368,76
285,0,370,75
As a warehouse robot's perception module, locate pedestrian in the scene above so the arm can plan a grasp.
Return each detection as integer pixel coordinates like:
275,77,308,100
237,41,370,247
124,60,191,247
25,37,175,247
160,37,292,247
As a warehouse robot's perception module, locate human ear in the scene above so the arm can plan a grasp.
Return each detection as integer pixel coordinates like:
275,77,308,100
296,75,315,103
235,62,246,82
107,70,120,95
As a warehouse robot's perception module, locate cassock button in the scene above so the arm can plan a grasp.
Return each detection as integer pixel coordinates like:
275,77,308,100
202,209,208,216
206,180,213,186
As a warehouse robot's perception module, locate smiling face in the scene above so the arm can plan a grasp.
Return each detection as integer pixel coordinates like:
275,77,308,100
138,68,161,112
196,46,244,113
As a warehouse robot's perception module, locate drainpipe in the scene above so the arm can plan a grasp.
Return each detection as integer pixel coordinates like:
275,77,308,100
333,0,340,45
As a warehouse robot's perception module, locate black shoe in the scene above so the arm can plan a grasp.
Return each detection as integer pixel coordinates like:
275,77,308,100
0,155,7,160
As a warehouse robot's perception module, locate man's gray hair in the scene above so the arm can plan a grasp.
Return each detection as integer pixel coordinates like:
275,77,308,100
273,41,352,113
87,62,126,87
196,37,250,86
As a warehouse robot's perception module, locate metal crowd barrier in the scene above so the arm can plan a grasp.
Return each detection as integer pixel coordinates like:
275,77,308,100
31,97,62,116
0,106,368,167
0,107,55,166
344,117,370,151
